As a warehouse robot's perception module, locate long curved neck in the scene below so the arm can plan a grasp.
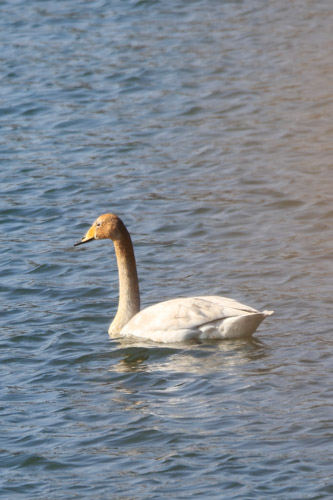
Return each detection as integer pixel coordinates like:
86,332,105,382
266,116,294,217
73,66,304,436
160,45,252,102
108,224,140,335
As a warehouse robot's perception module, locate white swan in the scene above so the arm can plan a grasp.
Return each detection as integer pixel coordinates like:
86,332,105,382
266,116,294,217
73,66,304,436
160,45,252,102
74,214,273,343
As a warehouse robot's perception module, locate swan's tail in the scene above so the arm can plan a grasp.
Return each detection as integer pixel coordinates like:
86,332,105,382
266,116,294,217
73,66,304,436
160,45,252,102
263,310,274,316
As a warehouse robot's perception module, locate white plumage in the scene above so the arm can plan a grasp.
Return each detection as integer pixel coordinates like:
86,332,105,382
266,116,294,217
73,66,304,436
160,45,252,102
121,296,273,343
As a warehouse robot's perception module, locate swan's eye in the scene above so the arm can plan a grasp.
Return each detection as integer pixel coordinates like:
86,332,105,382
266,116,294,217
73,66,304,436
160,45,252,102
96,222,101,228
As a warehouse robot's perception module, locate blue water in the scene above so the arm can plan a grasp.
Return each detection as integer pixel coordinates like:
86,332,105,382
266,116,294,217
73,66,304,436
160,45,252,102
1,0,333,498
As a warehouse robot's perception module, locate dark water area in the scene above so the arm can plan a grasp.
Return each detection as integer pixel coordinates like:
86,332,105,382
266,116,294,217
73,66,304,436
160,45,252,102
1,0,333,498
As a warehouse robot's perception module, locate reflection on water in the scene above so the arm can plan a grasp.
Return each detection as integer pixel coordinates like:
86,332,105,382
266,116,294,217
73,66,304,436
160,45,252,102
111,338,267,374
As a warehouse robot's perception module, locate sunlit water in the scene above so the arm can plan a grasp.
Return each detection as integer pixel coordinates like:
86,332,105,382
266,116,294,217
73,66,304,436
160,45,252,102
1,0,333,498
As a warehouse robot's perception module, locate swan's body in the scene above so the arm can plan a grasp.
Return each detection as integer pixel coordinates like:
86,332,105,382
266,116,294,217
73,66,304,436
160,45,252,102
75,214,273,343
120,296,272,343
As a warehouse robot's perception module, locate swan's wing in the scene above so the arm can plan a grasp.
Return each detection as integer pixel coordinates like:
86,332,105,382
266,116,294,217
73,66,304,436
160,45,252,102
120,296,270,341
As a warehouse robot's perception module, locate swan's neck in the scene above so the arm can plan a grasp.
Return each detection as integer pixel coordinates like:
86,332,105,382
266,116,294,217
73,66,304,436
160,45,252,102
108,227,140,335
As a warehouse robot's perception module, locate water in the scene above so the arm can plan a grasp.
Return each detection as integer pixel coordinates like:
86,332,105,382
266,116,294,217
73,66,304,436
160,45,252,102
1,0,333,498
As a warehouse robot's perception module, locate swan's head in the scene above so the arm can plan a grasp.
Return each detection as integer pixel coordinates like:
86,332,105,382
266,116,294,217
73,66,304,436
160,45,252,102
74,214,124,246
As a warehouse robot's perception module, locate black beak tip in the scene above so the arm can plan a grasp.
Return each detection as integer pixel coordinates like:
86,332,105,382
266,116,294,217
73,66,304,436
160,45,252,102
74,237,94,247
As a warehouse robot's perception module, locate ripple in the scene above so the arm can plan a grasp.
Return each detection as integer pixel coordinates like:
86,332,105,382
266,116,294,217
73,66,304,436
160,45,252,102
1,0,333,498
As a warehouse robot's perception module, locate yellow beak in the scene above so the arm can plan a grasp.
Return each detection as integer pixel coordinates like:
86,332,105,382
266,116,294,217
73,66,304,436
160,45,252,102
74,224,95,247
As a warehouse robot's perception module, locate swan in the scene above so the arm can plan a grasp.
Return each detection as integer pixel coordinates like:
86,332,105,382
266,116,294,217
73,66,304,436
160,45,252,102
74,214,273,343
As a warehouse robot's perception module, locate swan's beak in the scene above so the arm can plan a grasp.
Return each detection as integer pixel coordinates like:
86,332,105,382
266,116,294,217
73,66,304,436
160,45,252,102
74,224,95,247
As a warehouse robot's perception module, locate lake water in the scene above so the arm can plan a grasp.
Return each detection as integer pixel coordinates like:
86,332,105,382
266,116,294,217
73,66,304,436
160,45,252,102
1,0,333,498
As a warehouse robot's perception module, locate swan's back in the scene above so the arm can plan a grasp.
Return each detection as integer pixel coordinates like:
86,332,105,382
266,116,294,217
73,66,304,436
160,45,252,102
119,296,273,343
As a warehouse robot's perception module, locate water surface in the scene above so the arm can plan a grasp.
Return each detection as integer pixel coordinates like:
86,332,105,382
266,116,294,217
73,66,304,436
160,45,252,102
1,0,333,498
